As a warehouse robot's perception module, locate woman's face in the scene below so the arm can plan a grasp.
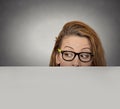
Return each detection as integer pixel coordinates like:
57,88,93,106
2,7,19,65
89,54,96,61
56,35,93,66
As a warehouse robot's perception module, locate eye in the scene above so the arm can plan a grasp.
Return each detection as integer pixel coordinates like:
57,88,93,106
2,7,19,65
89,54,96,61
63,52,74,58
64,52,73,57
80,53,90,59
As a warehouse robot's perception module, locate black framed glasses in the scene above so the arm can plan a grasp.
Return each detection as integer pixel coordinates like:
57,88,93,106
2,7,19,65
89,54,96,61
57,49,94,63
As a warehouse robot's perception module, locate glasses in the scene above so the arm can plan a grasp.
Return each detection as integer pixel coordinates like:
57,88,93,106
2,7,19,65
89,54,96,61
57,49,94,63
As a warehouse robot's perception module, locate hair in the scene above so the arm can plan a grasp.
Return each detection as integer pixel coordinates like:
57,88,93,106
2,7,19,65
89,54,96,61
49,21,106,66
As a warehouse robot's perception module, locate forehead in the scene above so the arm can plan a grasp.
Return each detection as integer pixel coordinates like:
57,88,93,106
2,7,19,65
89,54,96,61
61,35,91,50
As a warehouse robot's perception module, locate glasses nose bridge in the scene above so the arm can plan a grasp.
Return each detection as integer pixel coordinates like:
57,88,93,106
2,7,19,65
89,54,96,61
72,52,81,66
74,52,80,59
73,52,80,60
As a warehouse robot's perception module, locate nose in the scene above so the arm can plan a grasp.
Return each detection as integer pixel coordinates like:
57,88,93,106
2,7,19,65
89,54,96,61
72,55,81,66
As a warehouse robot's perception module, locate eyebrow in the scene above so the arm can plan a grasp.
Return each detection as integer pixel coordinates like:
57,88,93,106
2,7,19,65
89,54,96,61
81,47,91,51
63,46,91,51
64,46,74,50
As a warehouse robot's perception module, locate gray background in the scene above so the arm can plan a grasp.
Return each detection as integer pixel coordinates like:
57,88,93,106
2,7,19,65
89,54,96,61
0,67,120,109
0,0,120,66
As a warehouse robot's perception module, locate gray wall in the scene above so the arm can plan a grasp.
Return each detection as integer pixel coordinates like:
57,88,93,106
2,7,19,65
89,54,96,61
0,0,120,66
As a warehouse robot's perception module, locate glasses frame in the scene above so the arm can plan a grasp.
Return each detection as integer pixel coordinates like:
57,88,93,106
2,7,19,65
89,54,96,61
57,49,94,63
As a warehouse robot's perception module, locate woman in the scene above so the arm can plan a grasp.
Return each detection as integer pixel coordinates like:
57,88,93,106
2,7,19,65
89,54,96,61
49,21,106,66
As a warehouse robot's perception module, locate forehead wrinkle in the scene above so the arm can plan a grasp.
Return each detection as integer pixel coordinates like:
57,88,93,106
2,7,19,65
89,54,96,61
61,36,91,51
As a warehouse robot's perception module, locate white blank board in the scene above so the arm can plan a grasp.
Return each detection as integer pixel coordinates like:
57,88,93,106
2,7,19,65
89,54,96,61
0,67,120,109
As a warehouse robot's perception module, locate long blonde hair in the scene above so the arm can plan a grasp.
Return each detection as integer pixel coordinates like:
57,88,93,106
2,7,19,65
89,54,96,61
49,21,106,66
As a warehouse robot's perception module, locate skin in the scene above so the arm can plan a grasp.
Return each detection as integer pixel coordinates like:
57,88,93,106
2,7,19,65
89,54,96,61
56,35,93,66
